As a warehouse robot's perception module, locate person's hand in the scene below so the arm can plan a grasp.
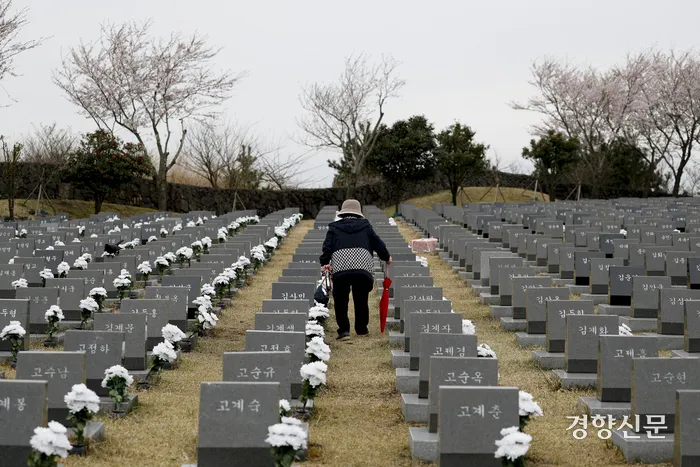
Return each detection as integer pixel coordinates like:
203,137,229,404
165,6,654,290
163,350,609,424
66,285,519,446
386,256,393,265
321,264,332,273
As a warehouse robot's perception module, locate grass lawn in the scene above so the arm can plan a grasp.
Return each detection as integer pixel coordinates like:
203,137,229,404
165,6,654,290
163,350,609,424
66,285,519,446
0,199,157,220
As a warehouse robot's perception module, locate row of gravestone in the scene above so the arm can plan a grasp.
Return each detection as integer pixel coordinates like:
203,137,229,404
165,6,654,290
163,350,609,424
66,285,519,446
0,208,301,466
401,199,700,466
352,206,520,466
187,207,321,467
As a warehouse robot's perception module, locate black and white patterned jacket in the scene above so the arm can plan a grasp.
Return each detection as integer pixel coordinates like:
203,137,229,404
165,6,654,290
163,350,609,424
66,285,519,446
319,217,391,281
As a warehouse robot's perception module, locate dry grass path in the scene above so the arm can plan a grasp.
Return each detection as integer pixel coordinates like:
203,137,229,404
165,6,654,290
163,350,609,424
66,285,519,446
58,220,313,466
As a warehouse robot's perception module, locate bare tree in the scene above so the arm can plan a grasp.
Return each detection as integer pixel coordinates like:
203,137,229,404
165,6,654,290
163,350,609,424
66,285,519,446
52,20,243,210
258,149,320,190
0,0,44,101
298,53,405,197
22,123,76,164
2,136,21,219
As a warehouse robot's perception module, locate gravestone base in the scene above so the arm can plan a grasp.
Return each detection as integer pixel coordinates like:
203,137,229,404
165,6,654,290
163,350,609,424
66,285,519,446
28,332,66,345
29,320,84,334
553,278,574,286
670,350,700,358
641,333,684,350
389,331,404,346
69,421,105,443
619,317,657,332
400,393,428,422
566,285,589,295
446,260,459,269
391,349,410,368
466,279,481,288
514,333,546,348
408,426,438,463
479,293,500,305
500,317,526,332
451,265,465,273
438,252,449,260
395,368,419,394
129,369,150,382
146,349,182,369
98,394,138,415
490,305,513,319
578,397,630,418
471,285,489,295
610,430,674,464
290,399,314,411
457,271,471,282
385,317,401,332
188,448,276,467
531,350,565,369
579,293,609,305
551,370,597,389
597,304,632,316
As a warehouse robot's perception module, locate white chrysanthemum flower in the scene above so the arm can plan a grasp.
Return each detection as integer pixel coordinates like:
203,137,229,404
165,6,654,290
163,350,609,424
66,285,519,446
164,252,177,263
217,229,228,241
137,261,152,275
619,323,633,336
186,221,196,228
162,323,186,344
213,274,229,286
11,278,27,289
160,227,168,236
119,269,131,279
0,320,25,339
45,305,64,322
73,257,89,270
113,276,132,288
79,297,99,313
265,420,308,450
265,237,279,249
122,224,130,229
619,228,627,237
201,237,212,248
193,295,213,309
196,217,204,226
279,399,291,413
222,268,237,280
416,256,429,267
152,341,178,363
29,421,72,459
72,238,81,243
274,226,287,238
81,253,92,263
477,343,497,358
89,287,107,297
90,233,98,238
494,426,531,462
56,262,70,276
388,217,397,226
462,319,476,335
305,321,325,338
309,304,330,320
78,226,85,234
191,240,203,250
46,246,54,250
519,390,544,418
133,222,143,229
39,268,54,280
54,241,65,247
64,383,100,414
101,251,114,257
201,283,216,296
237,255,251,267
148,236,158,243
172,224,183,232
305,336,331,362
19,228,28,236
300,361,327,387
176,247,193,259
101,365,134,388
155,256,170,267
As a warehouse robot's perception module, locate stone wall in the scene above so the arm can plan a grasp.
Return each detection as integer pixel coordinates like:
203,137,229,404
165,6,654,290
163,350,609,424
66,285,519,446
0,163,536,217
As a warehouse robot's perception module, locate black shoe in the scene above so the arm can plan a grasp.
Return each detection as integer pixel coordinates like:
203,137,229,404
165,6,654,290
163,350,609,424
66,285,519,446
356,329,369,336
337,332,350,340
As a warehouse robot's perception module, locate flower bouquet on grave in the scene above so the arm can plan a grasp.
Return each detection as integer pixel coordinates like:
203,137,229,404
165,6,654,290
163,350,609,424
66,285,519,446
201,236,212,254
18,228,27,238
73,257,89,270
27,421,72,467
200,283,216,299
305,321,325,341
308,304,330,325
162,323,186,351
237,256,251,284
40,268,54,287
195,216,204,226
222,268,237,297
147,236,158,243
518,391,543,431
78,226,85,237
213,275,229,303
478,343,497,358
44,305,64,348
154,256,171,278
274,226,287,242
57,262,71,278
217,228,228,244
265,417,308,467
88,287,108,313
54,241,65,247
64,383,100,455
113,274,132,303
299,361,327,410
462,319,476,335
494,426,531,467
81,253,92,264
0,320,25,367
227,221,240,236
176,247,193,267
251,246,266,272
11,278,28,289
279,399,292,418
191,241,203,260
265,237,279,256
145,341,177,386
305,336,330,363
78,297,98,330
172,223,183,234
137,261,152,283
160,227,168,238
101,365,134,413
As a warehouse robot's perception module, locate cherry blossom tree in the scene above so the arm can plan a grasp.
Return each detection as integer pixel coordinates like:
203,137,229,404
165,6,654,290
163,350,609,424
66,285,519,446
0,0,44,97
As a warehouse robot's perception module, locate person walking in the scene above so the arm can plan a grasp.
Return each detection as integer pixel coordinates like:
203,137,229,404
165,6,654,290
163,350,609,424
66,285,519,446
320,199,392,340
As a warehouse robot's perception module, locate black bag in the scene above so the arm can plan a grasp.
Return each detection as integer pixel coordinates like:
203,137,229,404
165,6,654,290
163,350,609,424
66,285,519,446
314,271,331,306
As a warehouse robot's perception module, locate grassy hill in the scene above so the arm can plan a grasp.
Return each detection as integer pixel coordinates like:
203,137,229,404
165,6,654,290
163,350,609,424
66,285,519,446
0,199,158,220
385,187,549,214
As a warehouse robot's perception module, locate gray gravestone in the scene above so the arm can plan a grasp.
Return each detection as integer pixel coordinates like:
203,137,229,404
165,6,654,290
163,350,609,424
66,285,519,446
497,267,533,307
15,351,86,423
0,379,48,467
659,289,700,335
418,333,477,398
271,282,315,306
565,314,619,373
46,278,85,320
673,390,700,466
260,300,309,314
402,298,451,336
546,300,594,353
526,287,568,334
437,386,519,467
392,276,434,318
590,258,624,295
574,251,606,286
162,275,201,308
512,276,552,320
632,276,672,318
597,335,659,402
609,266,645,306
94,313,147,370
488,257,523,295
144,287,189,331
120,299,170,351
196,381,279,467
244,331,305,399
254,313,307,333
684,300,700,352
0,265,24,298
63,330,125,396
223,351,292,401
12,257,44,286
15,287,59,334
0,299,29,352
428,357,499,433
408,312,462,369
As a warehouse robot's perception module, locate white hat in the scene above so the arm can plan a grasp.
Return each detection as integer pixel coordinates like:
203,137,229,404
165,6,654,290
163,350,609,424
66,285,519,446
337,199,364,218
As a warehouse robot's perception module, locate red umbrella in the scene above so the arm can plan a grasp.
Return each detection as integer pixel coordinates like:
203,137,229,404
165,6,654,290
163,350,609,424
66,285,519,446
379,264,392,333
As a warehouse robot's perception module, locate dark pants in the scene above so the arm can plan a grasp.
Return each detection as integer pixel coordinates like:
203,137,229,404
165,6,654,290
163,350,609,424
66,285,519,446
333,273,374,335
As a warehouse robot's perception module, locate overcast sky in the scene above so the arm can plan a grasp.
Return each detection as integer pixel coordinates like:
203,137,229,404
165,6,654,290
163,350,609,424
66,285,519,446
6,0,700,187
